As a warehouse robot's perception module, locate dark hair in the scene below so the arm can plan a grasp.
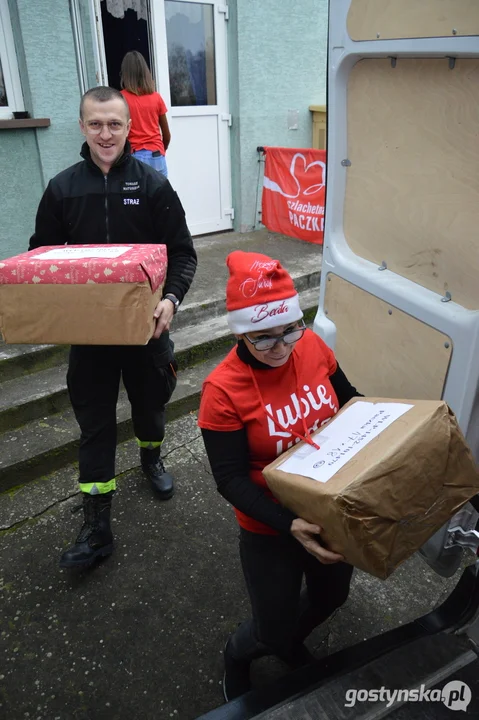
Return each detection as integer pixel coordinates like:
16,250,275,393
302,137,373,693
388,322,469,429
79,86,130,119
120,51,155,95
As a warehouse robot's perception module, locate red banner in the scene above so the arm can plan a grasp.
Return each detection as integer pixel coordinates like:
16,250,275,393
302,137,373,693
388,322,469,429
261,147,326,244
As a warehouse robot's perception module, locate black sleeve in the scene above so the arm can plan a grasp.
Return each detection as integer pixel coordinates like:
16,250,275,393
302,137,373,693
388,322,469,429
330,362,363,408
151,181,197,304
28,180,67,250
201,428,297,533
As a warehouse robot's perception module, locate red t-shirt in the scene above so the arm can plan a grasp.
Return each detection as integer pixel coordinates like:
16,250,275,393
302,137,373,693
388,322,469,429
121,90,168,154
198,329,339,534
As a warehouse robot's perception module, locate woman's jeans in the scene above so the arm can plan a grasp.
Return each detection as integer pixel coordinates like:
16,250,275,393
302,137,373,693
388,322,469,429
229,527,354,662
132,149,168,178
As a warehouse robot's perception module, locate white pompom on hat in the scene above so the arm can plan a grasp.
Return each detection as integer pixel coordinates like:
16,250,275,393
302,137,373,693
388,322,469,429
225,250,303,334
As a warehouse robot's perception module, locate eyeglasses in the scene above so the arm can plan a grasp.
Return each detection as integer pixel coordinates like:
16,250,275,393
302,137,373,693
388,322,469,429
244,321,306,351
84,121,126,135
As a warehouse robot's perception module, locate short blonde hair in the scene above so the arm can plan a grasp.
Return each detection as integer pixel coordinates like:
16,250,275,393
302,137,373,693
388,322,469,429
80,86,130,119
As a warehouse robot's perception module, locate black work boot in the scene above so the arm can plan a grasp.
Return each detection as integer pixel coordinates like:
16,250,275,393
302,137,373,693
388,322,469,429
223,637,252,702
59,493,114,569
140,447,174,499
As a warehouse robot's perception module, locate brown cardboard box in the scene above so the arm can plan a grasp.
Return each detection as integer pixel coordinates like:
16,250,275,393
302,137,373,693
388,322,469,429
263,398,479,579
0,244,167,345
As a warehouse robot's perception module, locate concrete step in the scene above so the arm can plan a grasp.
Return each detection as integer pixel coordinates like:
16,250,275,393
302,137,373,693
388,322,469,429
0,318,235,435
0,363,72,434
0,341,69,383
0,285,320,434
0,354,221,494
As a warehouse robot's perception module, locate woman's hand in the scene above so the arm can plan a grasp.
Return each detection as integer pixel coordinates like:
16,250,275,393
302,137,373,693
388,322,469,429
290,518,344,564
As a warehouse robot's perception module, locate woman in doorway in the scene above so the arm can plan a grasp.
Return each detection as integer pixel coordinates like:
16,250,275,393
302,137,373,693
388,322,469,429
120,50,171,177
198,251,362,701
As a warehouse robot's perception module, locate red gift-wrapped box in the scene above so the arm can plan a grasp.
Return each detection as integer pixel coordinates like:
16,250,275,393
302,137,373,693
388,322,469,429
0,244,167,345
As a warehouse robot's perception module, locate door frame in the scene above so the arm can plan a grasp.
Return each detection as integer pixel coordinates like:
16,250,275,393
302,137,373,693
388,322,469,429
89,0,108,85
150,0,233,234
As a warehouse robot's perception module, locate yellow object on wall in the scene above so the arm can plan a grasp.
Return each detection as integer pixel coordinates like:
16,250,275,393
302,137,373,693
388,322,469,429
309,105,326,149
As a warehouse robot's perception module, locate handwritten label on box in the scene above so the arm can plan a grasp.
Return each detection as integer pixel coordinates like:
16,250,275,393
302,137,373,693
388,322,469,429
279,402,413,483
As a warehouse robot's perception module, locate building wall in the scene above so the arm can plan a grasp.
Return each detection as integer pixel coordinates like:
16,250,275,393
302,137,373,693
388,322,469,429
229,0,328,232
0,0,81,259
0,130,43,258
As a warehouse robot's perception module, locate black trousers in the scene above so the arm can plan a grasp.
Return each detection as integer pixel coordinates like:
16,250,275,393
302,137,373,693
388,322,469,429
229,528,354,662
67,334,177,491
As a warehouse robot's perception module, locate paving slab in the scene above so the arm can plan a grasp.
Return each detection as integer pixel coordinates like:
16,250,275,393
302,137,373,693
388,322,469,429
0,414,469,720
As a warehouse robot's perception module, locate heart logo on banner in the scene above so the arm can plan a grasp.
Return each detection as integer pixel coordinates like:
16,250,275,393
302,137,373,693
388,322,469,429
263,152,326,199
290,154,326,196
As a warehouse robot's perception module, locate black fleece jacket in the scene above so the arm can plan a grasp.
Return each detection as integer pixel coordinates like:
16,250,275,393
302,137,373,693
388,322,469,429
201,341,363,533
29,141,197,303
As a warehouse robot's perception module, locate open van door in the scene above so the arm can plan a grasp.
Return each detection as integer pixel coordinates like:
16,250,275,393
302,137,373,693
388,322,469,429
314,0,479,580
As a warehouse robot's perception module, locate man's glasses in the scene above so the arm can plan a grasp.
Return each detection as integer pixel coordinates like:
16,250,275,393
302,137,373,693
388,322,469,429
244,321,306,351
84,121,126,135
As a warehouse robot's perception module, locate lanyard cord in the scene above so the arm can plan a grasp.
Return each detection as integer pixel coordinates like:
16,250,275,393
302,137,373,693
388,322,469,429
248,357,321,450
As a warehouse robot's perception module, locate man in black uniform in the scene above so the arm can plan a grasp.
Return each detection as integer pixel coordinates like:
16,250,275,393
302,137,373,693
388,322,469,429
29,86,197,569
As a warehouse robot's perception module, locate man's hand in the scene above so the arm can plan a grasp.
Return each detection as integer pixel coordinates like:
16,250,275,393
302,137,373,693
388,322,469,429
290,518,344,564
152,298,175,339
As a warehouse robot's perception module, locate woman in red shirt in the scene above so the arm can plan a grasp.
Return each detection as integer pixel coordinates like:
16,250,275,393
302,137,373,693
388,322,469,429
198,251,362,701
120,51,171,177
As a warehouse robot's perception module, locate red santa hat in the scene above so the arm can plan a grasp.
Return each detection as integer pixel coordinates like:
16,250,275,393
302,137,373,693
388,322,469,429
226,250,303,334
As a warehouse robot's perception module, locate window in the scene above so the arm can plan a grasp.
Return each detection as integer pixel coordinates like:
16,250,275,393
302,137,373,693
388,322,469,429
0,0,24,119
165,1,217,107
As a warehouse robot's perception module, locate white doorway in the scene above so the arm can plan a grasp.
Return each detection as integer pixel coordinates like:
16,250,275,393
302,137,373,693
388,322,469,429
74,0,233,236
